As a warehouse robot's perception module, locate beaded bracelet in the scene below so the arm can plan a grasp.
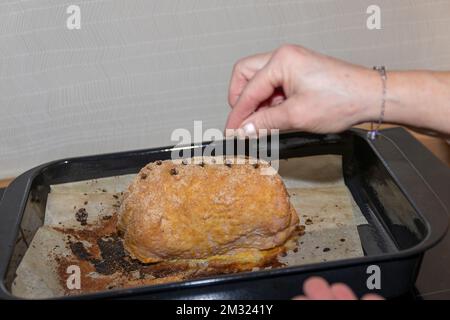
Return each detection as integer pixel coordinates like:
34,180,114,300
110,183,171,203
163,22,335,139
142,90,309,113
367,66,387,140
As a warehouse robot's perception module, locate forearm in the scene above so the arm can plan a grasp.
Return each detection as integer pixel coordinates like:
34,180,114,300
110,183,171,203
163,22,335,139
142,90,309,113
226,44,450,136
362,70,450,136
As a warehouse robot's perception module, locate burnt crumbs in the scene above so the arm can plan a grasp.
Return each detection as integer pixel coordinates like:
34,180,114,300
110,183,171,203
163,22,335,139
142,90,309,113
75,208,88,226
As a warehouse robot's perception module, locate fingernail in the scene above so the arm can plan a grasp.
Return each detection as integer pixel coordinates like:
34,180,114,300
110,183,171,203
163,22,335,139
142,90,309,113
242,122,257,138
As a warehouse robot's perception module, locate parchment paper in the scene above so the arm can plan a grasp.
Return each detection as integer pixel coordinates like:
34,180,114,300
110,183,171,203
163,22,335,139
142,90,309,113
12,155,365,299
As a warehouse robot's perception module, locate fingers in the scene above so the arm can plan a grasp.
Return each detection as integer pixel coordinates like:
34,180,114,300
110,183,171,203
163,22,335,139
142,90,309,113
362,293,384,300
295,277,384,300
260,87,286,108
303,277,335,300
238,99,294,136
330,283,358,300
228,52,273,108
226,62,283,129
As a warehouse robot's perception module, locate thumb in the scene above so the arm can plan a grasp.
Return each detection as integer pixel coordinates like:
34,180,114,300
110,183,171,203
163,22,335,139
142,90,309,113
239,100,294,137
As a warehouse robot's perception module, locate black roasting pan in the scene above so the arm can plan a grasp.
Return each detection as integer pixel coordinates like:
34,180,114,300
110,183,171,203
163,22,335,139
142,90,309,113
0,127,448,299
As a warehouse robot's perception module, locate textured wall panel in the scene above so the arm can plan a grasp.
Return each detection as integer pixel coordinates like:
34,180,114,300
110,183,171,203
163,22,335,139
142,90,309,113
1,0,450,177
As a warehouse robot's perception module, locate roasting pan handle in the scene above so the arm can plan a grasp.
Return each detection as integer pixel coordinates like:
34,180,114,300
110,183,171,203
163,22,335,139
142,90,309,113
359,127,449,250
0,188,5,204
263,131,347,158
0,169,35,297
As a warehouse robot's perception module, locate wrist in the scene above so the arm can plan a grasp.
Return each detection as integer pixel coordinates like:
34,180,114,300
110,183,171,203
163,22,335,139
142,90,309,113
355,69,402,125
352,67,385,124
345,65,450,135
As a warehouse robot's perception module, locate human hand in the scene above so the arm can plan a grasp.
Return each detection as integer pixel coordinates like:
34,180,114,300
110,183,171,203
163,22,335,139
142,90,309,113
225,44,381,136
293,277,384,300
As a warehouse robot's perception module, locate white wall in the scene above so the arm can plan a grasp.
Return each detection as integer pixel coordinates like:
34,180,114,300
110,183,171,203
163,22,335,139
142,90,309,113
1,0,450,178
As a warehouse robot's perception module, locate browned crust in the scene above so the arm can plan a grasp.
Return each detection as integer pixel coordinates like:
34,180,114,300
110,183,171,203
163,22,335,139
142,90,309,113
118,156,299,264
